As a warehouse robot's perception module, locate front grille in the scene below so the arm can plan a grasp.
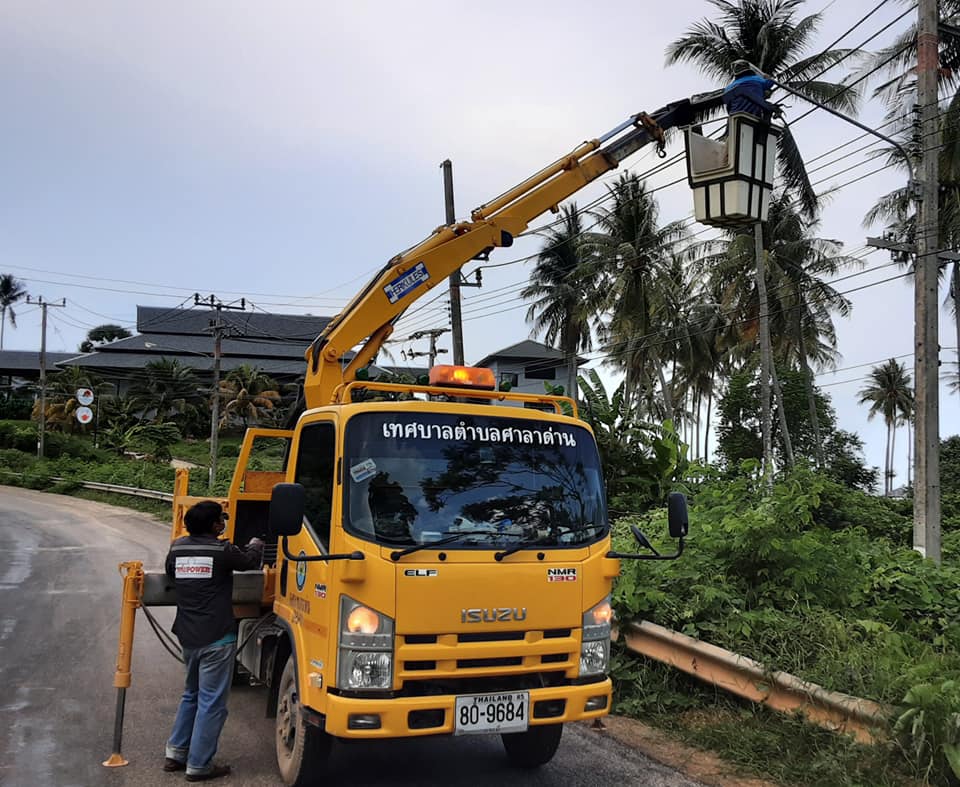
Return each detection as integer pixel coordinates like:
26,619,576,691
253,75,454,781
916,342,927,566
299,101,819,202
405,634,438,645
457,631,525,643
457,656,522,669
405,660,437,671
398,628,578,687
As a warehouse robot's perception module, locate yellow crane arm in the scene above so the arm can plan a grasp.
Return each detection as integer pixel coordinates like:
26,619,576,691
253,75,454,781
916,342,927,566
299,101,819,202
303,90,724,408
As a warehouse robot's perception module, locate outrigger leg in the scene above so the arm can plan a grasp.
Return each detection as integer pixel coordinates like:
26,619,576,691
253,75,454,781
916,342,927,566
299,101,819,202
103,561,144,768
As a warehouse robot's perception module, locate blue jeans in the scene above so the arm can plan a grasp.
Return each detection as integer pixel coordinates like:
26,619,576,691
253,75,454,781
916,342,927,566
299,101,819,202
165,640,236,776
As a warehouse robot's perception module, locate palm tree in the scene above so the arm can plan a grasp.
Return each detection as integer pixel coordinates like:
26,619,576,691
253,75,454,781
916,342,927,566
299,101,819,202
763,195,862,465
0,274,28,350
218,365,281,428
863,2,960,392
858,359,914,495
665,0,860,218
522,203,597,400
587,174,687,417
130,359,203,426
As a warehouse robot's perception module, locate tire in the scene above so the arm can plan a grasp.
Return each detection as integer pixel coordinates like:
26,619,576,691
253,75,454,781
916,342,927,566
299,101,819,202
501,723,563,768
275,654,331,786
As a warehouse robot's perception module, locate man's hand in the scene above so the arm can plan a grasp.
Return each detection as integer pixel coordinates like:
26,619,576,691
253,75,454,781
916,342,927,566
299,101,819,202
247,537,265,549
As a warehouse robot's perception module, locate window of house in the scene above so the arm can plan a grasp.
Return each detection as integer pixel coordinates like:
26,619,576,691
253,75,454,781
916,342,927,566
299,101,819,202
294,422,336,550
523,364,557,380
500,372,519,387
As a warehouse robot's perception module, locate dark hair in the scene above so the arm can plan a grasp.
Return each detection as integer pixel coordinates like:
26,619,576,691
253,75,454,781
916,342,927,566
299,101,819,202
184,500,224,535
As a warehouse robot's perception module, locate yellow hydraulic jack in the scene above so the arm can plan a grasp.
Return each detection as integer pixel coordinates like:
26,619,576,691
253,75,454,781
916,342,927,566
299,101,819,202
103,561,144,768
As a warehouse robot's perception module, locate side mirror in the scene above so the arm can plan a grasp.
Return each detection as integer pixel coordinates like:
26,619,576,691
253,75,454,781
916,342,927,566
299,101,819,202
269,483,305,537
668,492,689,539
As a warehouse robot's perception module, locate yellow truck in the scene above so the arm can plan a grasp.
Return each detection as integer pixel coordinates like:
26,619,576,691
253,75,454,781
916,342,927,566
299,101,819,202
110,88,727,785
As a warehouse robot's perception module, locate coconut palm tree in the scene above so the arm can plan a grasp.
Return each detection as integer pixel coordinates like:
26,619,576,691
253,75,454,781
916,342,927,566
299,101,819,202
665,0,861,218
218,365,281,428
522,203,598,400
863,2,960,391
763,195,862,465
129,358,203,427
0,274,28,350
858,359,914,495
587,174,687,417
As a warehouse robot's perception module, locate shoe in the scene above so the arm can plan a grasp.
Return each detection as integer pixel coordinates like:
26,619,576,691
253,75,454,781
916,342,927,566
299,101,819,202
163,758,186,772
185,764,231,782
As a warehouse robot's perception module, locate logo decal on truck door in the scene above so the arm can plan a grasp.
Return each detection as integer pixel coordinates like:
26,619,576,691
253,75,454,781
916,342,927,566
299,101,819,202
295,550,307,591
547,567,577,582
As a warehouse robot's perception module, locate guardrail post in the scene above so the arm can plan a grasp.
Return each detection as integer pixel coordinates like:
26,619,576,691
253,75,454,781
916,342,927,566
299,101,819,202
103,560,144,767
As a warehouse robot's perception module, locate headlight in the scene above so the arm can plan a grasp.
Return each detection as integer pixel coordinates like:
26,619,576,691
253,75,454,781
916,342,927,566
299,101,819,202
580,596,612,677
338,596,394,691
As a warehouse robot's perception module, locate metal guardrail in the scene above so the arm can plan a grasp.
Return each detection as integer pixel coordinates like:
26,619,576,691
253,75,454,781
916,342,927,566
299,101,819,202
616,619,890,744
0,470,173,502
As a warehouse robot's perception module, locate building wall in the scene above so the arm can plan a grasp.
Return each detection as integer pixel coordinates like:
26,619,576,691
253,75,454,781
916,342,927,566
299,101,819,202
482,359,576,406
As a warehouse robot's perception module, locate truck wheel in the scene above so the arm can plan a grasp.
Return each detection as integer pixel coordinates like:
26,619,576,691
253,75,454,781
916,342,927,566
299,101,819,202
275,654,330,786
501,723,563,768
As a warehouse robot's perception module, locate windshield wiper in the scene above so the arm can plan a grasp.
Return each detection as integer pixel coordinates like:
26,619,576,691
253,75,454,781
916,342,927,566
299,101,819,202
390,530,500,561
493,525,603,562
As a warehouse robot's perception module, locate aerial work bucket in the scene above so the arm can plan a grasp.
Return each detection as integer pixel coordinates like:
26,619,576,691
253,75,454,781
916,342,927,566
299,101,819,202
684,113,780,228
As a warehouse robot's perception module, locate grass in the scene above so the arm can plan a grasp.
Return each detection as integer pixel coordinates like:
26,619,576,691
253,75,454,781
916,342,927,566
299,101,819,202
613,656,915,786
168,435,244,466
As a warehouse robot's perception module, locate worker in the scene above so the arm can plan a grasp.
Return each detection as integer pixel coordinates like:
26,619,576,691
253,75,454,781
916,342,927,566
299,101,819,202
723,60,779,120
162,500,264,782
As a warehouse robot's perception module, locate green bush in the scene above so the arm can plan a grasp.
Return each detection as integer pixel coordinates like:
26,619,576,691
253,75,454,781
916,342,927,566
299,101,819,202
612,464,960,782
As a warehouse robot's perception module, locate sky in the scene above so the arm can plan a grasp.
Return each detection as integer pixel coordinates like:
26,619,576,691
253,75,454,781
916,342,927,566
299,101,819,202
1,0,957,487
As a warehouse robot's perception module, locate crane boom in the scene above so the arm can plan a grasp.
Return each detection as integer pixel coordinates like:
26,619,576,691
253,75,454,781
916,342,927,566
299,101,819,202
303,89,724,408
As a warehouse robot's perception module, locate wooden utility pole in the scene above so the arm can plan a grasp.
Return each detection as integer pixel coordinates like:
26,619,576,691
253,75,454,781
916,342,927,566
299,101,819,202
914,0,941,562
27,296,66,458
196,294,246,491
442,160,465,366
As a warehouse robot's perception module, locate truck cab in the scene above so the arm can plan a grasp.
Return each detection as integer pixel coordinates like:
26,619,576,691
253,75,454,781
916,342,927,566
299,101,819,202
216,373,620,784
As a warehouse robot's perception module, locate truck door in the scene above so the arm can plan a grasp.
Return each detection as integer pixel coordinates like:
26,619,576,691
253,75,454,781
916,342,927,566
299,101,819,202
280,417,338,651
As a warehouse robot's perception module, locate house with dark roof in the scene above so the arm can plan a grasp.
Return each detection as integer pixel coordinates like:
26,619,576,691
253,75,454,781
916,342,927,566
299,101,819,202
474,340,584,400
46,306,330,392
48,306,427,394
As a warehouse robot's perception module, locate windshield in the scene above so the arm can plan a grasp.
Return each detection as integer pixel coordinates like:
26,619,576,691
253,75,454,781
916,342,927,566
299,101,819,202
343,412,608,551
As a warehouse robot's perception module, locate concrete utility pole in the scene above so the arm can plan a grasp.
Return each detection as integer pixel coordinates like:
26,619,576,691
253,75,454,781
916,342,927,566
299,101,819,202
441,160,465,366
754,225,774,482
404,328,449,367
914,0,941,562
196,294,246,491
27,296,66,459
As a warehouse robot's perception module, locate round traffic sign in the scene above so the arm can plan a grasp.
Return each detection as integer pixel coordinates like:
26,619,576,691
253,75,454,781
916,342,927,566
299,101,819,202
76,388,94,406
75,406,93,424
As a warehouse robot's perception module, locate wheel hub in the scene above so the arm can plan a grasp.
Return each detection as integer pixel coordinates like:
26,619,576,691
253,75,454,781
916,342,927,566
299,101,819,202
277,685,298,752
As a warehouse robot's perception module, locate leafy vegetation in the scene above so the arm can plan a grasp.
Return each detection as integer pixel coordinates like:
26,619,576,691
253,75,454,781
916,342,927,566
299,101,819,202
611,460,960,785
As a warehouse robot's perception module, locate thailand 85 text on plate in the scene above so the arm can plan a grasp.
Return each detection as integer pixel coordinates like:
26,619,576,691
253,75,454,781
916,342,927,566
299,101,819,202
454,691,529,735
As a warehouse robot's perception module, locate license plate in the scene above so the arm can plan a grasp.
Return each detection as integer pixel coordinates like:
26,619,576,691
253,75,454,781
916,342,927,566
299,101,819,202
454,691,529,735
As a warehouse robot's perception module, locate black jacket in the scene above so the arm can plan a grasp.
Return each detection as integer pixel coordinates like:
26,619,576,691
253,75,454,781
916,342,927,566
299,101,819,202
165,534,263,649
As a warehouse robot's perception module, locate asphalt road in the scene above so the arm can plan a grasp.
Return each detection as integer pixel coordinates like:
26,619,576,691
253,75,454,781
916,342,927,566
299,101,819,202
0,487,701,787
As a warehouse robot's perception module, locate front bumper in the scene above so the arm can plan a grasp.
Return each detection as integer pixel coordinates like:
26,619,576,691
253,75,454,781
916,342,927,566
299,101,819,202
320,679,612,738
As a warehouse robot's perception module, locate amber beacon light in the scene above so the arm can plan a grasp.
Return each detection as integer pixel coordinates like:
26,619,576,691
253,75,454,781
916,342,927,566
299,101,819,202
428,365,496,390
